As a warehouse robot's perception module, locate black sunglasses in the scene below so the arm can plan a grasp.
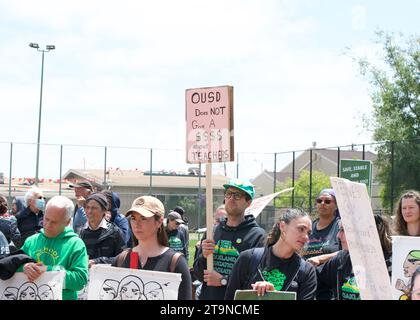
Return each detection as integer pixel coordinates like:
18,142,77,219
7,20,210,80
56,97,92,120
316,198,332,205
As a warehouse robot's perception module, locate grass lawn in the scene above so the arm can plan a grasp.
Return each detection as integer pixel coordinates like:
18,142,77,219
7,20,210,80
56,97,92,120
188,232,200,268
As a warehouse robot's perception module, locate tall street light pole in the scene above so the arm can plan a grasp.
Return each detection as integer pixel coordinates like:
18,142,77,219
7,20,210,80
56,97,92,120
29,42,55,185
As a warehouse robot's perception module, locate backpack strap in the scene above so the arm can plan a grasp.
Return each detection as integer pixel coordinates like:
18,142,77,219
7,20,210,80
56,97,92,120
170,252,183,273
284,256,307,290
245,247,265,286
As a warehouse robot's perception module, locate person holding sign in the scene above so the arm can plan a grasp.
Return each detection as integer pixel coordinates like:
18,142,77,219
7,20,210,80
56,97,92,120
225,208,316,300
112,196,192,300
19,196,89,300
193,179,266,300
316,215,393,300
393,190,420,237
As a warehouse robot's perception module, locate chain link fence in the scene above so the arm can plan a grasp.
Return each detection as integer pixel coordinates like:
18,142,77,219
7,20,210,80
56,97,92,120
1,138,418,232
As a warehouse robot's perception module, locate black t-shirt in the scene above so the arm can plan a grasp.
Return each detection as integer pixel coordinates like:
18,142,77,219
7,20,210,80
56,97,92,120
260,247,297,291
302,217,340,259
225,246,317,300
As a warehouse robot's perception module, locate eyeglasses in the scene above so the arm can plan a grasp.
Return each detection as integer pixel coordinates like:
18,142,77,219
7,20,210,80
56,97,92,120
316,198,332,205
224,190,245,200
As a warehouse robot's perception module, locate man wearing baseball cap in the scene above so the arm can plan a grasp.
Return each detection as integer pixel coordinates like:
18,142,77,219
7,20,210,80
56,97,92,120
165,211,188,257
193,179,266,300
71,181,93,234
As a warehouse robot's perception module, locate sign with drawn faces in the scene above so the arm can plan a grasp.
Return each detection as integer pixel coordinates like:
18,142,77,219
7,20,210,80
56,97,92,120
87,265,182,300
391,236,420,300
0,271,65,300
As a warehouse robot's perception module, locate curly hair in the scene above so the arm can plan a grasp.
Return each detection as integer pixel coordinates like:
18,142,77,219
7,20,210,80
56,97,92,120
394,190,420,236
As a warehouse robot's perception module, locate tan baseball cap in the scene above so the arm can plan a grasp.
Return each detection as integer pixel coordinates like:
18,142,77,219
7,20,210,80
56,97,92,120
126,196,164,218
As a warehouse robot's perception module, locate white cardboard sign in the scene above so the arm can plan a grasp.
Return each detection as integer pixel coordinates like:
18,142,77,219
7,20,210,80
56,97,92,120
391,236,420,300
245,188,294,218
0,271,66,300
185,85,234,163
330,177,393,300
87,264,182,300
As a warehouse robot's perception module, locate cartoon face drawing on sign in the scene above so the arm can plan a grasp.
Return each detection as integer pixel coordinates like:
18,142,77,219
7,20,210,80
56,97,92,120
118,276,144,300
395,250,420,300
18,282,37,300
38,285,54,300
99,279,118,300
1,287,18,300
144,281,164,300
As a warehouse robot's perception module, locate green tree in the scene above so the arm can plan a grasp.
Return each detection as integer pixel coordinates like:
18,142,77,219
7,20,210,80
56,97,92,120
355,31,419,210
274,170,331,214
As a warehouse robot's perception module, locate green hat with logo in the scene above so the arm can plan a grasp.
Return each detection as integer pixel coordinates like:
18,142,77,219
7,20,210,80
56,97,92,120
223,179,255,200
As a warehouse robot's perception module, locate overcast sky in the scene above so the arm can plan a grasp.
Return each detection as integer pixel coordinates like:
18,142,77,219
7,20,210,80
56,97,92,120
0,0,418,180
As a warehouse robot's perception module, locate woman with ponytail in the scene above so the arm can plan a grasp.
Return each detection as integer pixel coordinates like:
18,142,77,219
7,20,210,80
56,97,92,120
225,208,317,300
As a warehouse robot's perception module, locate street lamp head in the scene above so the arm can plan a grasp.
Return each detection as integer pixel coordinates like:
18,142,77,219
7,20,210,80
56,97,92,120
29,42,39,49
46,45,55,50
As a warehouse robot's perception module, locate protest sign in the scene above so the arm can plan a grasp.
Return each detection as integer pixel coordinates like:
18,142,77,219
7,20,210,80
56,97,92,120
87,264,182,300
391,236,420,300
186,85,234,271
185,85,234,164
244,188,293,218
0,271,65,300
330,177,393,300
234,289,296,300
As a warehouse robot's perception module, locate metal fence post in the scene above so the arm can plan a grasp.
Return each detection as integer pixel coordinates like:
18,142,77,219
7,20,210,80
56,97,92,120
292,151,295,208
390,141,395,213
309,149,313,214
8,143,13,205
337,147,340,177
362,144,365,160
103,146,107,188
236,152,239,178
273,153,277,194
149,148,153,195
59,145,63,195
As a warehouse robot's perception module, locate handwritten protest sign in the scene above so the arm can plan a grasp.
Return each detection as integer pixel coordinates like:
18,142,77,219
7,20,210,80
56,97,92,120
185,85,234,164
0,271,65,300
330,177,393,300
245,188,294,218
87,264,182,300
186,85,234,271
391,236,420,300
